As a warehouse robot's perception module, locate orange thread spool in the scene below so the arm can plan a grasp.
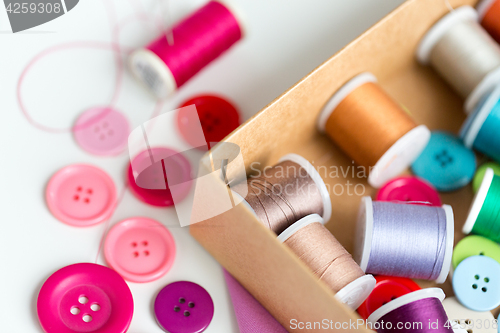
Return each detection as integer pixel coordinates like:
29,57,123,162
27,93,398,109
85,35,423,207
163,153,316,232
479,0,500,44
317,73,430,188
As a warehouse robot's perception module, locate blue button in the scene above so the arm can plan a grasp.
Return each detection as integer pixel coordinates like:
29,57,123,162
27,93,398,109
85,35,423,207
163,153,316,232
453,255,500,311
411,131,476,191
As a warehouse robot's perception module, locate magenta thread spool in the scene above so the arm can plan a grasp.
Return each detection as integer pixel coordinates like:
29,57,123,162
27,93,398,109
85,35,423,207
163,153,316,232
367,288,453,333
129,1,244,99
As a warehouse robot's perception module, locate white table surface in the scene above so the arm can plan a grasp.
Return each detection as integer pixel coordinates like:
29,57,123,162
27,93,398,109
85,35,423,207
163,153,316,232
0,0,404,331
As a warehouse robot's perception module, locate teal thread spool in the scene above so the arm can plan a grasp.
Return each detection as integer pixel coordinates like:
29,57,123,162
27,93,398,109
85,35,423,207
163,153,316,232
461,84,500,162
463,168,500,242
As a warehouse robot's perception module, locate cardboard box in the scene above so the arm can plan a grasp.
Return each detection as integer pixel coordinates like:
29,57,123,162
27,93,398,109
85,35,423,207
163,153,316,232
191,0,477,331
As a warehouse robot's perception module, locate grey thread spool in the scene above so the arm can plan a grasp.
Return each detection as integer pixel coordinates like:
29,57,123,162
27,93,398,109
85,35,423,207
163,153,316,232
417,6,500,113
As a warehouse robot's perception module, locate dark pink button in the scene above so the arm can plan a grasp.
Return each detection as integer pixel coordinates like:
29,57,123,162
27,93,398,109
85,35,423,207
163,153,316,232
127,147,192,207
376,176,442,206
73,107,130,156
154,281,214,333
37,263,134,333
46,164,117,227
104,217,176,283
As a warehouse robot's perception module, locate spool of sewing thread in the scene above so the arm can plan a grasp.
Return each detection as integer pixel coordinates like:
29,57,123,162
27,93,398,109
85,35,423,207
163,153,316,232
355,197,454,283
278,214,376,310
463,168,500,243
478,0,500,44
129,1,244,99
460,84,500,163
417,6,500,113
367,288,453,333
232,154,332,235
316,72,430,188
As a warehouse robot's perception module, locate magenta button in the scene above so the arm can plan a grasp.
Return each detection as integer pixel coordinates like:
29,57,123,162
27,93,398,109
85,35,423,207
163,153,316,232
376,176,442,206
154,281,214,333
73,107,130,156
37,263,133,333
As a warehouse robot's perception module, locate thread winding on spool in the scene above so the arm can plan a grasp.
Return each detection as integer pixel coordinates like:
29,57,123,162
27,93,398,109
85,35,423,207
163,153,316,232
278,214,376,310
129,1,244,99
316,72,430,188
417,6,500,113
460,84,500,163
355,197,454,283
233,154,332,234
463,168,500,243
367,288,453,333
478,0,500,44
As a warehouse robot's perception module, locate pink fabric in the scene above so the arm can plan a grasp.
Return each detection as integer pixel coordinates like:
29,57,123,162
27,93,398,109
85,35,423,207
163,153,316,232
223,269,288,333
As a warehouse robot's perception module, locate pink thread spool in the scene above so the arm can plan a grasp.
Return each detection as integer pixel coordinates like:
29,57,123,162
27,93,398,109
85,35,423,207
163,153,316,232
129,1,244,99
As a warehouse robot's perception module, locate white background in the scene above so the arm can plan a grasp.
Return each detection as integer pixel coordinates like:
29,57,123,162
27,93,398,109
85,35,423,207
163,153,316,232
0,0,404,331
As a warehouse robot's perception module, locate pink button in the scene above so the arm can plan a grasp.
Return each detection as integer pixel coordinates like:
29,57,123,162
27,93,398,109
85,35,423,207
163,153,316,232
376,176,442,206
46,164,117,227
104,217,176,283
37,263,133,333
127,147,192,207
73,107,130,156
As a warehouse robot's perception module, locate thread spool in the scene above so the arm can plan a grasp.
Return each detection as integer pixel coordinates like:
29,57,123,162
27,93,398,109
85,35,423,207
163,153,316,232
367,288,453,333
460,84,500,163
417,6,500,113
316,72,430,188
463,168,500,243
129,1,244,99
478,0,500,44
233,154,332,235
355,197,454,283
278,214,376,310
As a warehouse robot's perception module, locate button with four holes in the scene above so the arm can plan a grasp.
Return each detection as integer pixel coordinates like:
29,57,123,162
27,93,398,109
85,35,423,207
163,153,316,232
104,217,176,283
46,164,117,227
376,176,442,206
411,131,476,191
127,147,192,207
453,255,500,311
443,297,496,333
357,275,421,320
452,235,500,269
155,281,214,333
37,263,133,333
73,107,130,156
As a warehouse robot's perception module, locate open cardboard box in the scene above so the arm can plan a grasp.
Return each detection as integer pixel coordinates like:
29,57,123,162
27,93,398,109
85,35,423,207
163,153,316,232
190,0,481,331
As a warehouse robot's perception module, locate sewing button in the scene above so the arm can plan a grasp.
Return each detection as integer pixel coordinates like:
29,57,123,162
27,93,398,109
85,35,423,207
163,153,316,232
154,281,214,333
178,95,240,149
73,107,130,156
37,263,133,333
357,275,421,320
452,235,500,268
104,217,176,283
127,147,192,207
411,131,476,191
473,162,500,193
46,164,117,227
443,297,496,333
453,255,500,311
376,176,442,206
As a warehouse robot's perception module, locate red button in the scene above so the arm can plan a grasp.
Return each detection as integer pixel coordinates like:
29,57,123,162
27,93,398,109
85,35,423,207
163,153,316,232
376,176,442,206
357,276,421,319
177,95,240,149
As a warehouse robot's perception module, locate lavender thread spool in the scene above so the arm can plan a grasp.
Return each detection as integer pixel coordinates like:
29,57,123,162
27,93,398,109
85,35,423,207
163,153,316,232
355,197,454,283
367,288,453,333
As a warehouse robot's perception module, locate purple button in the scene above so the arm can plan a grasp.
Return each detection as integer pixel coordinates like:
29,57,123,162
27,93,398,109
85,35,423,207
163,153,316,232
376,176,442,206
154,281,214,333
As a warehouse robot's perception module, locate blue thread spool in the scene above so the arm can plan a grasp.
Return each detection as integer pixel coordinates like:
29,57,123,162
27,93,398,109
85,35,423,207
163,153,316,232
461,84,500,162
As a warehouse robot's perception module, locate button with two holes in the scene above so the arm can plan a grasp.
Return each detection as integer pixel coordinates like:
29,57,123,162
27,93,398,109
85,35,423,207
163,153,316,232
411,131,476,191
154,281,214,333
104,217,176,283
453,255,500,311
37,263,133,333
452,235,500,268
46,164,117,227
